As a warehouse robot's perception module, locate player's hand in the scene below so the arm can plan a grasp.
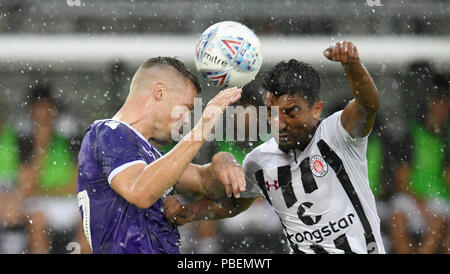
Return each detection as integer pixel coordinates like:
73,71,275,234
323,41,360,65
162,196,195,226
211,152,246,199
199,87,242,139
205,87,242,113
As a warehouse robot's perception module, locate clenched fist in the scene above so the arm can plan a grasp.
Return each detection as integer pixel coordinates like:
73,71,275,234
323,41,360,64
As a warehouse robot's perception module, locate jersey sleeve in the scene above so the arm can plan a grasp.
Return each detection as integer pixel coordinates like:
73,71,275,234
321,110,369,154
240,153,263,199
94,121,147,184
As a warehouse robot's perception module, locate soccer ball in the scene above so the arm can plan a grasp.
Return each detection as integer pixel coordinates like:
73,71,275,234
194,21,263,88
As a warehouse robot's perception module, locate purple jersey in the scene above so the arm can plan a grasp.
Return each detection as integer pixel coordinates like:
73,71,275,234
77,119,180,254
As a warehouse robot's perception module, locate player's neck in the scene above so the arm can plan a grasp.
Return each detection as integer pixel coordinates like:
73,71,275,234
305,123,319,147
280,123,318,153
112,103,155,141
297,131,315,151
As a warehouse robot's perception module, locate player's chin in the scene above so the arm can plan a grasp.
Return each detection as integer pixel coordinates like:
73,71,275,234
276,138,297,151
167,125,185,142
155,133,176,145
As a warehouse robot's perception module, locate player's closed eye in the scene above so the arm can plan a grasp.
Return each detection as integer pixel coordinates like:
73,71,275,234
284,107,300,117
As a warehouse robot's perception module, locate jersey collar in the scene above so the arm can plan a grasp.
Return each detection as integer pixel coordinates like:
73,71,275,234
94,118,163,158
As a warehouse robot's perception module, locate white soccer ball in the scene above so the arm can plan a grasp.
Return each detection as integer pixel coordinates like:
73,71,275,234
194,21,263,88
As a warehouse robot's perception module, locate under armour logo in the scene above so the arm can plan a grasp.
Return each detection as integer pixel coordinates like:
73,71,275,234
265,180,279,191
366,0,383,7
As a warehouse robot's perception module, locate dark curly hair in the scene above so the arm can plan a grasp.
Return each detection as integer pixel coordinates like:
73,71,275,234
262,59,321,105
141,56,201,94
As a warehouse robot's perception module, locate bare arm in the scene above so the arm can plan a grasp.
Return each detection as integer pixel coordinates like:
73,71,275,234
163,195,256,225
175,152,246,200
172,163,210,197
111,88,242,209
111,131,205,209
324,41,379,138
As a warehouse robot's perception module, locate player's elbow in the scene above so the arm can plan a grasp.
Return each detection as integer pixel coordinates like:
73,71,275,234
366,91,379,113
369,97,379,113
132,199,152,210
358,90,379,114
128,192,158,209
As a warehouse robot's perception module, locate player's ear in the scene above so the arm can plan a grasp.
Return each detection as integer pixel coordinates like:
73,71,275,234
311,101,324,119
152,83,167,101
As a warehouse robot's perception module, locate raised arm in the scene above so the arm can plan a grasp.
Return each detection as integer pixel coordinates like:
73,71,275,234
111,88,242,209
324,41,379,138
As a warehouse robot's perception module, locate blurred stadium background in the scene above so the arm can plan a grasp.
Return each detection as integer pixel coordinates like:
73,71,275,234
0,0,448,254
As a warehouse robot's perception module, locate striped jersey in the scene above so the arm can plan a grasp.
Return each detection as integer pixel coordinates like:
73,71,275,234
241,110,385,254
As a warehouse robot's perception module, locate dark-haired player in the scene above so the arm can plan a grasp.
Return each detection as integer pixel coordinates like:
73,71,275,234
164,41,386,254
77,57,245,254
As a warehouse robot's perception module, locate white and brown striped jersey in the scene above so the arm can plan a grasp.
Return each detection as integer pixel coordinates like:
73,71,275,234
241,110,385,254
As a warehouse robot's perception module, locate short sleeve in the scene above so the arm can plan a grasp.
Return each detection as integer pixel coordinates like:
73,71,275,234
240,154,263,199
321,110,369,151
94,121,147,184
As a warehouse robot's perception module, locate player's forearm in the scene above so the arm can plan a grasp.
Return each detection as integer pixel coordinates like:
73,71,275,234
196,163,225,199
185,197,252,221
187,198,237,221
174,151,244,201
343,61,379,113
197,152,239,199
133,125,206,208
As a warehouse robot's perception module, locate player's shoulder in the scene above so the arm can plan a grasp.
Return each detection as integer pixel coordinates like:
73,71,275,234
245,137,278,159
88,119,139,146
319,110,343,130
243,138,279,168
92,119,132,134
318,109,368,148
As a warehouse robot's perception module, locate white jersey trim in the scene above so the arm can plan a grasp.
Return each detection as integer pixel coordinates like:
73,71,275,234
107,160,147,185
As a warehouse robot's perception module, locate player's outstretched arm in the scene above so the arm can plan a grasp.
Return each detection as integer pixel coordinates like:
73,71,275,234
324,41,379,138
162,195,256,226
175,152,246,200
110,88,242,209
